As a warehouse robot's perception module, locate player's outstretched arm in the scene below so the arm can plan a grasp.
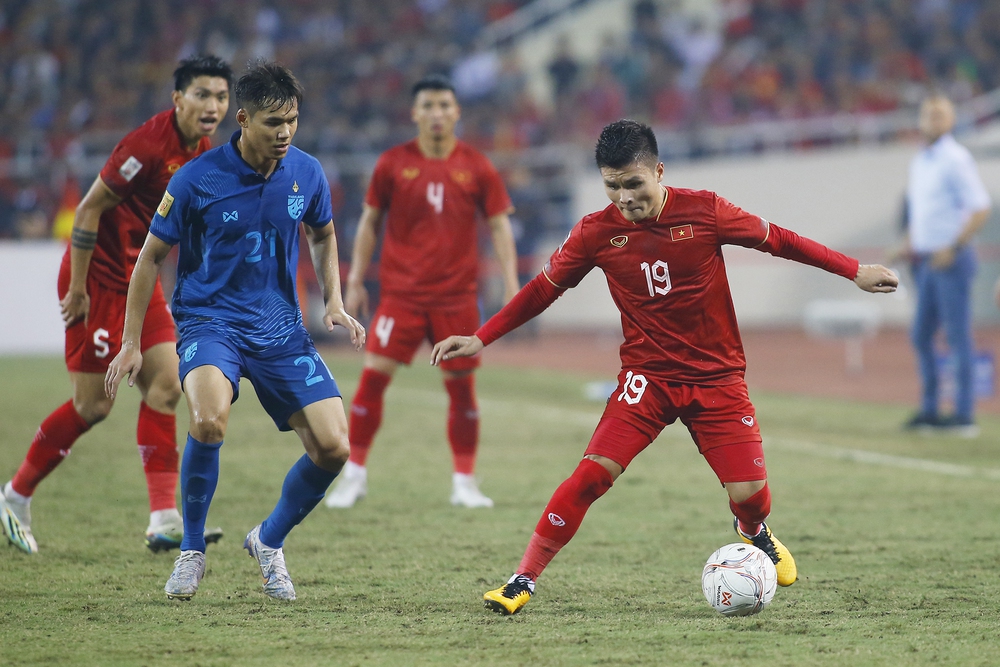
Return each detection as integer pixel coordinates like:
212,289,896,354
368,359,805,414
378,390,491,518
305,221,366,351
853,264,899,293
105,233,173,399
431,335,484,366
344,204,383,319
61,177,122,327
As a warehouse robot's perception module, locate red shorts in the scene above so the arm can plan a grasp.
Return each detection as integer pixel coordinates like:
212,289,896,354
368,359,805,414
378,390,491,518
366,296,481,372
583,371,767,484
59,266,175,374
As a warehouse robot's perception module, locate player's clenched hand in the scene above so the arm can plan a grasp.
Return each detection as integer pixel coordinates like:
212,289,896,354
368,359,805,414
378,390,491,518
60,289,90,327
431,335,484,366
854,264,899,293
105,343,142,399
344,279,369,320
325,307,366,351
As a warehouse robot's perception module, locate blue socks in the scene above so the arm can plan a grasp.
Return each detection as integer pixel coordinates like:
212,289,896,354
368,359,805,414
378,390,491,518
179,434,222,552
259,454,338,548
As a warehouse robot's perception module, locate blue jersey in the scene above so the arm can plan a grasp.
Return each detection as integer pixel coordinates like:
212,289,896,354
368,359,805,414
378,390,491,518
150,131,333,350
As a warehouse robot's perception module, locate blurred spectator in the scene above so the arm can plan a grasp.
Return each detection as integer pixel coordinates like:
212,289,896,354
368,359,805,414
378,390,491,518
3,0,1000,239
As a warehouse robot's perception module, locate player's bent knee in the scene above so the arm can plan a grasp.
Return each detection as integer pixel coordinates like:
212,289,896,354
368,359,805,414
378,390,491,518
143,378,182,413
189,412,227,444
310,432,350,470
74,396,113,426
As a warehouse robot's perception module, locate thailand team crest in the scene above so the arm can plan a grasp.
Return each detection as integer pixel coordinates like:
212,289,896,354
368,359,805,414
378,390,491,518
287,194,305,220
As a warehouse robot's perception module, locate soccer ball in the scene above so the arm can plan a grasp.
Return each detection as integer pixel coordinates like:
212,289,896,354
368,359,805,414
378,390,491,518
701,543,777,617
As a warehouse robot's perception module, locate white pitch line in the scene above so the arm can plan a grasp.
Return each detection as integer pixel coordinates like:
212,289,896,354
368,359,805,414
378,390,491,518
386,386,1000,480
765,436,1000,480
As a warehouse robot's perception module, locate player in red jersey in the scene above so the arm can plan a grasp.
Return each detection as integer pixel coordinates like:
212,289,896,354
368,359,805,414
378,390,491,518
432,120,899,614
324,75,519,509
0,56,232,555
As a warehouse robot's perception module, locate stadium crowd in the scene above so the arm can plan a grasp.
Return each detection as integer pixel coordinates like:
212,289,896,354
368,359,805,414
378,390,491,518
2,0,999,239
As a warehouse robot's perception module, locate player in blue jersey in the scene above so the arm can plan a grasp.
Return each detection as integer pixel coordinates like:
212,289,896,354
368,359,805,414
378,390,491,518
105,62,365,602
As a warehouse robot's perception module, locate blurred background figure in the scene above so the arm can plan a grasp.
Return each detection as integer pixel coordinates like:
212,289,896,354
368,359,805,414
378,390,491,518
902,93,991,437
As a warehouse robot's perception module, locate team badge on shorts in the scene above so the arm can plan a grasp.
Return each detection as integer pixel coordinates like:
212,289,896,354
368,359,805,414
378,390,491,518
183,342,198,362
287,194,305,220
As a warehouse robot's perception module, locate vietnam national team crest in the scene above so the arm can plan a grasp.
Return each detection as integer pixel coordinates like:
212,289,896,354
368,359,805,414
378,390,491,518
288,193,305,220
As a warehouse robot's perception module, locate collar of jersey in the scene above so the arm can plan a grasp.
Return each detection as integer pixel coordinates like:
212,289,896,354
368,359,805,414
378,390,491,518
225,130,286,179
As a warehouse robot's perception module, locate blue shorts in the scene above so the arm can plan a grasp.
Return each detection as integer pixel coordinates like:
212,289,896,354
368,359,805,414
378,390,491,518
177,328,341,431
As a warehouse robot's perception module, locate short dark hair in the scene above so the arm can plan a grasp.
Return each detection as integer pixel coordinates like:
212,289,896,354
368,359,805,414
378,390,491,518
411,74,455,98
594,119,659,169
173,55,233,92
235,61,304,115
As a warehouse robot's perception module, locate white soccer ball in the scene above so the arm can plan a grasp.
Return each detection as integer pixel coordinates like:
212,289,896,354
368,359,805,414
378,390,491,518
701,542,778,617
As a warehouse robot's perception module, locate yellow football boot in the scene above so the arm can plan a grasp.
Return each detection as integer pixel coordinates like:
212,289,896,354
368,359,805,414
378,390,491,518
735,519,797,586
484,574,535,615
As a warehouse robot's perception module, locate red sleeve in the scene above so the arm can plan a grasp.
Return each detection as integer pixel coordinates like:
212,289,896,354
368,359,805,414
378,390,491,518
477,155,513,217
755,223,860,280
542,219,594,289
476,273,563,345
364,153,393,210
714,195,770,246
99,129,157,200
714,195,859,280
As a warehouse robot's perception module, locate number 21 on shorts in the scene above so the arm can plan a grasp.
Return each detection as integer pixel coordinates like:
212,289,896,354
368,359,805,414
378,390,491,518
617,371,648,405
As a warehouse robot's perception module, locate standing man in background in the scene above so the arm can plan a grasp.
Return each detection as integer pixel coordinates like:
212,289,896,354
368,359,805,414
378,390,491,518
324,74,519,509
904,94,992,437
0,56,232,555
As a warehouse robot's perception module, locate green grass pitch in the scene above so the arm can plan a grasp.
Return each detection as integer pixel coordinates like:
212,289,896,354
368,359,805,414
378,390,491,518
1,353,1000,666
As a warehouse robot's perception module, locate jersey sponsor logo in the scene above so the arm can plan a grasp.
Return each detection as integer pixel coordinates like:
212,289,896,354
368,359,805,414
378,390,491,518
547,513,566,527
288,194,305,220
119,156,143,182
401,167,420,180
223,210,239,223
156,191,175,217
670,224,694,241
610,235,628,247
742,415,754,427
292,180,300,192
166,162,181,173
450,169,471,184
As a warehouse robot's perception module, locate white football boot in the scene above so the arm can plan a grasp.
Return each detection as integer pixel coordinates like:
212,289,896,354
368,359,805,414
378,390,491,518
450,473,494,508
323,461,367,508
1,481,38,554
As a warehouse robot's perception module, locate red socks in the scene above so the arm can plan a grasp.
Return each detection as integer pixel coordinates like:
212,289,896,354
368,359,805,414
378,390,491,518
137,402,179,512
518,459,614,580
347,368,392,466
444,375,478,474
11,400,90,497
730,483,771,537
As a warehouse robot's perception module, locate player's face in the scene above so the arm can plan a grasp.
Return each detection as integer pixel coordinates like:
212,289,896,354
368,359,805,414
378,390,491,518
239,100,299,161
919,97,955,143
173,75,230,142
412,89,460,141
600,161,666,222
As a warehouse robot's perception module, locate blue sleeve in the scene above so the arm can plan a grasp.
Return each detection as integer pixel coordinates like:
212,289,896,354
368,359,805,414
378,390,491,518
302,162,333,228
149,171,194,245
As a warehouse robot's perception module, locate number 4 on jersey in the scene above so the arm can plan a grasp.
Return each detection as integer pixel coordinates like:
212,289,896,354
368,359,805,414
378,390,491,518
427,182,444,214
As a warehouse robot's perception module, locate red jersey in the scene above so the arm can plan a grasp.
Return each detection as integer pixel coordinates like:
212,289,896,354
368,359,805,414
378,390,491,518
365,139,512,308
64,109,211,292
531,187,858,384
